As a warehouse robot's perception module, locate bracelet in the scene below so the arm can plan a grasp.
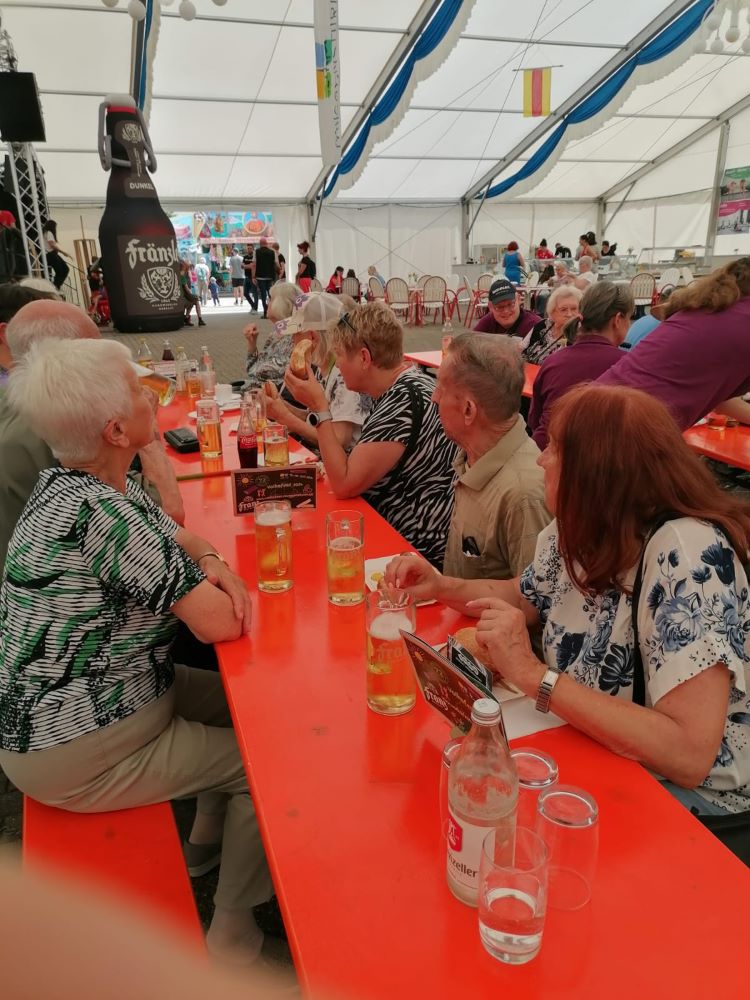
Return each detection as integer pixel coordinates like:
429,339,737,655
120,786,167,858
196,551,226,566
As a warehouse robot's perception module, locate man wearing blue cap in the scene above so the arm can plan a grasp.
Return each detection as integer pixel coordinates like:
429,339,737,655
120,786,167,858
473,278,541,338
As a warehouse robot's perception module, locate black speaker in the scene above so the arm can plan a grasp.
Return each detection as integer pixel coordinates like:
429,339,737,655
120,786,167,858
0,73,46,142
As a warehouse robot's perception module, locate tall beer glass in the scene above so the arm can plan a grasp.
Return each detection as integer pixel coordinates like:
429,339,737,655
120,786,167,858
196,398,222,459
255,500,293,593
263,422,289,467
134,362,176,406
365,592,416,715
326,510,365,606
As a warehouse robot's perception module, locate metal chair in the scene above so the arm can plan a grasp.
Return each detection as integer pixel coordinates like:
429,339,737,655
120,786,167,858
342,276,361,300
385,277,411,321
421,276,448,324
417,274,429,289
465,273,493,328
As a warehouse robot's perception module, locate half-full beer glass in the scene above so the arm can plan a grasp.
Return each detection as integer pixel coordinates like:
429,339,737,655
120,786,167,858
255,499,293,593
195,398,222,459
263,422,289,467
365,592,416,715
326,510,365,606
134,362,176,406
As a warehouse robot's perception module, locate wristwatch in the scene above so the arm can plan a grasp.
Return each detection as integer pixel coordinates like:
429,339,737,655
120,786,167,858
535,667,561,714
307,410,332,427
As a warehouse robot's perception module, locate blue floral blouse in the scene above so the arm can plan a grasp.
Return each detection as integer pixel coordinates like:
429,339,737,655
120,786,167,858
520,518,750,813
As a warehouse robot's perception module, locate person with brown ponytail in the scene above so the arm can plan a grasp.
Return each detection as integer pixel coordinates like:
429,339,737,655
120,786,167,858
528,281,634,450
598,257,750,427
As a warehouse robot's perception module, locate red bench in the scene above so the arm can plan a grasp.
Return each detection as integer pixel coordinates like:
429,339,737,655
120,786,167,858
23,797,204,947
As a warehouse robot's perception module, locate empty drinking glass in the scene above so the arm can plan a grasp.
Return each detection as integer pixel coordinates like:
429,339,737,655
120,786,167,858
511,747,559,830
478,826,548,965
536,785,598,911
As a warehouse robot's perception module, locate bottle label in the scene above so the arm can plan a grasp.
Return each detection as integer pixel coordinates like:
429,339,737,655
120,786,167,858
114,121,156,199
117,236,182,315
446,809,487,896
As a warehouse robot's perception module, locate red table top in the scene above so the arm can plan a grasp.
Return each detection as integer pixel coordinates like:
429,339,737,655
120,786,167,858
683,422,750,473
156,397,315,480
404,354,539,399
180,475,749,1000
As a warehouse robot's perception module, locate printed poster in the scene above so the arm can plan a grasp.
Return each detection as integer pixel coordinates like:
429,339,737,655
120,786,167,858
716,165,750,235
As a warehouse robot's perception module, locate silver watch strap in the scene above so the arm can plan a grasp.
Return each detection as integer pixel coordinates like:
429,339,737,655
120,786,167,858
535,667,561,714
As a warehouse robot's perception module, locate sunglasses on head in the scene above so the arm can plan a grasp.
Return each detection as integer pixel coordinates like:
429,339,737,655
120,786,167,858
338,312,373,358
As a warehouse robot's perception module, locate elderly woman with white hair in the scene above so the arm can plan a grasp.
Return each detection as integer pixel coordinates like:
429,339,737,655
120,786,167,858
264,292,372,451
0,338,274,966
242,280,301,391
521,285,583,364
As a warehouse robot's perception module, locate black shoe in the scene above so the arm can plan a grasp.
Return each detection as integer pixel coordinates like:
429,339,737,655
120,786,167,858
184,318,194,326
198,318,207,326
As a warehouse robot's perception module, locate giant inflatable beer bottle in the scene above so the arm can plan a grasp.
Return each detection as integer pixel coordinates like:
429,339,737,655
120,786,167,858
98,95,183,332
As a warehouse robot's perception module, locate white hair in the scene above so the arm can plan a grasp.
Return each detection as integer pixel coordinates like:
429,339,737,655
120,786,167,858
6,303,96,360
547,285,583,312
579,255,593,272
19,277,61,298
7,339,134,464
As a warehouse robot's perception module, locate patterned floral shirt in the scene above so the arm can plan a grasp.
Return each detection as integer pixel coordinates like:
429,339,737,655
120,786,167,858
243,333,293,391
520,518,750,812
0,468,204,752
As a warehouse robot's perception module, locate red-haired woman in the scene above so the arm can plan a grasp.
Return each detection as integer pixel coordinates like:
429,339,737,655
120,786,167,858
385,384,750,819
502,241,525,285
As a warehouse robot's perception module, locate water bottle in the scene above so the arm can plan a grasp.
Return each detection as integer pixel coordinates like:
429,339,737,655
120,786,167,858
174,344,189,396
447,698,518,907
199,345,216,398
441,319,454,358
136,337,154,370
98,94,184,333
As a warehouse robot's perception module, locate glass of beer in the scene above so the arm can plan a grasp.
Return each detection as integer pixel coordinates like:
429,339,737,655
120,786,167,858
255,500,293,593
245,388,267,459
195,398,223,459
263,422,289,467
326,510,365,606
365,591,417,715
186,360,202,400
135,363,176,406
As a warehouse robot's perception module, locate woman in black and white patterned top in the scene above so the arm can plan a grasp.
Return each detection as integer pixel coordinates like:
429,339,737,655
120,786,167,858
285,302,457,567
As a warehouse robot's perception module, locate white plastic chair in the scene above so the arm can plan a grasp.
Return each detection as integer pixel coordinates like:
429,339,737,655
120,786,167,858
657,267,680,291
629,273,656,313
310,278,323,292
385,277,411,321
368,276,385,300
421,276,448,325
679,266,695,286
341,276,361,300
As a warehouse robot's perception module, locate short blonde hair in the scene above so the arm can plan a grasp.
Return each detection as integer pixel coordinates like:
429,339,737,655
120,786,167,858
7,338,134,463
547,285,582,313
331,301,402,369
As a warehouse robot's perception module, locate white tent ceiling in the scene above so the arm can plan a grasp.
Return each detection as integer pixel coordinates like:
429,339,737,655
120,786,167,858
2,0,747,208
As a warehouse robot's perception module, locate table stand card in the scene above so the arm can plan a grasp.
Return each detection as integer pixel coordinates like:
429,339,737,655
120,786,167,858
231,466,317,515
400,631,497,734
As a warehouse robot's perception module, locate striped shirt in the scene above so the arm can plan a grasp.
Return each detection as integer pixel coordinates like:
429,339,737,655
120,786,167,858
0,468,204,752
359,367,457,567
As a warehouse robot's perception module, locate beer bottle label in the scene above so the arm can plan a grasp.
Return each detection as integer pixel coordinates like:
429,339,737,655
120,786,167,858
114,121,156,199
117,235,182,315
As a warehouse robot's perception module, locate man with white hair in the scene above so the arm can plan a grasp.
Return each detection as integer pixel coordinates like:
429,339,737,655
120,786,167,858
431,332,551,580
0,298,184,572
574,256,597,291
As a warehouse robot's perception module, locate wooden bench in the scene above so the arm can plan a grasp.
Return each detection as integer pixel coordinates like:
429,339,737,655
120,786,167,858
23,797,204,947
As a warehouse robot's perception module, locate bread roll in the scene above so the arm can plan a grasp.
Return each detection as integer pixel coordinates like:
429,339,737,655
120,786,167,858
453,626,484,661
290,338,313,378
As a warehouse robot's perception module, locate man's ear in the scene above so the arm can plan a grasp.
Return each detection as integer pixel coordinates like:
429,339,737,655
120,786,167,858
464,397,478,424
102,418,129,449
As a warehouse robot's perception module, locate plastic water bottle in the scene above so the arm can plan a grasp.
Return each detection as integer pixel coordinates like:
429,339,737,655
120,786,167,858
441,319,454,358
174,344,189,396
199,345,216,398
136,337,154,370
446,698,518,907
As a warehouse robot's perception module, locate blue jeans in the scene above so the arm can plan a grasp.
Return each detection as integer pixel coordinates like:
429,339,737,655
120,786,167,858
660,780,729,816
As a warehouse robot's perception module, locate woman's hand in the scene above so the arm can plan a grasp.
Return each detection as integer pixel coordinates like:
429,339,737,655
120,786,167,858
384,553,441,603
243,323,260,351
284,364,327,411
468,597,544,696
263,381,279,400
265,394,290,423
198,556,252,635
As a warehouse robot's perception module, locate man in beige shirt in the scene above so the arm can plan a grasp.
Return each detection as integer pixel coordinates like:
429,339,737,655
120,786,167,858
432,333,551,579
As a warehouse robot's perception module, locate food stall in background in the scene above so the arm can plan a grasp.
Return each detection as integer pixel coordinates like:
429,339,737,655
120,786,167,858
170,210,276,291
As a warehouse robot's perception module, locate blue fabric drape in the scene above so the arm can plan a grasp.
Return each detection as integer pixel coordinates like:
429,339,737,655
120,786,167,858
323,0,465,197
483,0,712,200
135,0,155,111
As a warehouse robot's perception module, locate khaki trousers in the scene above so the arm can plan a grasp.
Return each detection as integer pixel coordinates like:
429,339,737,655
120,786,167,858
0,665,272,911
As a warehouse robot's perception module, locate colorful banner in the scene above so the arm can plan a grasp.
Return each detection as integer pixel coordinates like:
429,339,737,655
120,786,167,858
314,0,341,170
169,211,275,253
716,166,750,236
523,67,551,118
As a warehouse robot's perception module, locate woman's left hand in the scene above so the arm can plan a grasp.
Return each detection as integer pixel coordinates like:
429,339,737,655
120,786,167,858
265,395,289,423
467,598,544,696
284,365,327,411
199,557,252,634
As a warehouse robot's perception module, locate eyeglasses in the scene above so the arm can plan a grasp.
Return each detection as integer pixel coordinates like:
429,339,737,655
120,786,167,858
338,312,373,358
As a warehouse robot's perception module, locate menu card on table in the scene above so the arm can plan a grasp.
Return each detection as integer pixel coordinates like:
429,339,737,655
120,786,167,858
231,466,317,515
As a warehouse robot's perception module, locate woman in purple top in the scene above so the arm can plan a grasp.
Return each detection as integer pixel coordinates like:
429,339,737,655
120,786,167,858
529,282,634,450
598,258,750,428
